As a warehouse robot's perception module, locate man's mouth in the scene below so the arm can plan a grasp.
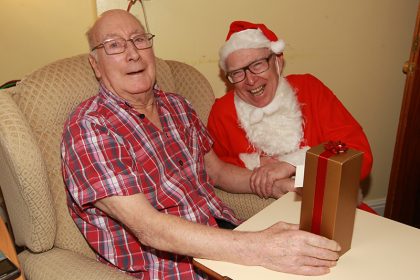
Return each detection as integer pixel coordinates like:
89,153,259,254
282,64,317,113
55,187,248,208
249,85,265,96
127,70,143,75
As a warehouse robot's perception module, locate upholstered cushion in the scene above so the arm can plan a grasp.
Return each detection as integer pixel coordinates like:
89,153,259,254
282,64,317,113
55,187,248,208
214,190,275,221
19,249,134,280
7,55,97,258
0,91,55,251
164,60,215,123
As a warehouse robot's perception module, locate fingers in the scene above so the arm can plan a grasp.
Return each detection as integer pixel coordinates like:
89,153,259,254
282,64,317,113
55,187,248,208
290,260,335,276
299,257,337,269
305,233,341,252
250,169,262,197
261,245,338,276
290,256,337,275
285,179,297,192
259,225,341,276
293,266,331,276
271,178,294,198
250,163,297,199
276,225,341,256
250,167,273,198
262,171,274,198
271,221,299,231
266,257,335,276
293,187,303,196
295,234,340,265
271,225,341,261
304,244,340,262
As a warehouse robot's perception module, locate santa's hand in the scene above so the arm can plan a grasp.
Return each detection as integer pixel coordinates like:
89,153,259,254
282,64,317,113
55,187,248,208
260,155,279,166
250,162,295,198
272,178,297,198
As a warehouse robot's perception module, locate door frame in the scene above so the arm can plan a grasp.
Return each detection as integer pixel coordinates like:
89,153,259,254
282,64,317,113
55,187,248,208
385,3,420,228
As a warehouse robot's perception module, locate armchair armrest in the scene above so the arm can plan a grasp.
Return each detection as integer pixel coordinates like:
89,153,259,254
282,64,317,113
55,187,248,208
214,189,275,221
19,249,135,280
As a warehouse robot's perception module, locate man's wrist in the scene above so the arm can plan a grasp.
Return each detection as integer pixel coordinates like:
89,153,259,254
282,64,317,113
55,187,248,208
280,161,296,177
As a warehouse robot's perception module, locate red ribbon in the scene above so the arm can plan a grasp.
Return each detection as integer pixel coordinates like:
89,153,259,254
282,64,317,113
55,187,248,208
311,141,347,234
324,140,348,154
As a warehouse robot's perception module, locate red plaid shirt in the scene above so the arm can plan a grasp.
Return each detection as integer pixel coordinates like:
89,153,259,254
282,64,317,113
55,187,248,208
61,84,240,279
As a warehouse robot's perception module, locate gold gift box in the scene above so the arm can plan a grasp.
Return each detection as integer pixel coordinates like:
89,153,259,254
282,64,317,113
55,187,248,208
299,142,363,255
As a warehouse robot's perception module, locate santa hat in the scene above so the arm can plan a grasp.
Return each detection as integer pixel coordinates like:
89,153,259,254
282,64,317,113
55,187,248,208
219,20,285,71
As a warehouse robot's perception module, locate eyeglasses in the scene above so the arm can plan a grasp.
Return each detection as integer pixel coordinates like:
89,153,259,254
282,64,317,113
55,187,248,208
226,53,275,84
91,33,155,55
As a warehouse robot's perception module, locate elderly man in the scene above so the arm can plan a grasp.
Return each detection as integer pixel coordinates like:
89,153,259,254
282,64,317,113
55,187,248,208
208,21,374,205
61,10,340,279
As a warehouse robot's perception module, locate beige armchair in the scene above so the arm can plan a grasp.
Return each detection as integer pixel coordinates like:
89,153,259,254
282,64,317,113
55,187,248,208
0,54,274,279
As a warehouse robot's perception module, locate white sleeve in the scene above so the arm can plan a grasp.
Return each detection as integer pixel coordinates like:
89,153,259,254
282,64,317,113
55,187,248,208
276,146,310,167
239,152,260,170
276,146,310,188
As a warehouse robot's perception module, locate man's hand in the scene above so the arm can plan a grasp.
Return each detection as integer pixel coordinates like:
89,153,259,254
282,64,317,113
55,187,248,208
254,222,340,275
259,155,279,166
250,161,295,198
271,178,299,198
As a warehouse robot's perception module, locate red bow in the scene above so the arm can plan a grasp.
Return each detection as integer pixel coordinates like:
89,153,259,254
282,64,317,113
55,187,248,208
324,141,348,154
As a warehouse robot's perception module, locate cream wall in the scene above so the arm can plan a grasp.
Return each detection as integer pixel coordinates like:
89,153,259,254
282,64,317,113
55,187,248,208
1,0,418,203
0,0,96,82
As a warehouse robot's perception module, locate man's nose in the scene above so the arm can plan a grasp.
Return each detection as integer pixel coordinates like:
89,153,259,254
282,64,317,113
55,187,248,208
244,69,257,84
126,40,141,59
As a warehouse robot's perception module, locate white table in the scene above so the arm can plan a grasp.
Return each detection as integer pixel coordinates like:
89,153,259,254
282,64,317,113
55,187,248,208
194,193,420,279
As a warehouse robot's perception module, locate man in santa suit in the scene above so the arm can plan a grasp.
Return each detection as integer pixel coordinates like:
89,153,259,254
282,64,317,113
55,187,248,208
208,21,374,211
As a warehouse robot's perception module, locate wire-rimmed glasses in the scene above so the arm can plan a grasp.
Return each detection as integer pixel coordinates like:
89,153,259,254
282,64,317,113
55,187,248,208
91,33,155,55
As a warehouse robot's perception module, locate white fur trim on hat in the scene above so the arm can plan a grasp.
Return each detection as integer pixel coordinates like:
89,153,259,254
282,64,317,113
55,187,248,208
219,29,285,71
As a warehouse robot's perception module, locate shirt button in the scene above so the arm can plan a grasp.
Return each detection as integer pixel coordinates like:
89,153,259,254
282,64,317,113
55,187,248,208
178,160,184,166
139,113,145,119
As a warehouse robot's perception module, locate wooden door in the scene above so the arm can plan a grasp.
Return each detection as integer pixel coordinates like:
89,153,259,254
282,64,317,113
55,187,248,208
384,3,420,229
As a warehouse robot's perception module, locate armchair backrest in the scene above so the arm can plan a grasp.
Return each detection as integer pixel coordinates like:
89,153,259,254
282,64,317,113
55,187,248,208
0,54,215,258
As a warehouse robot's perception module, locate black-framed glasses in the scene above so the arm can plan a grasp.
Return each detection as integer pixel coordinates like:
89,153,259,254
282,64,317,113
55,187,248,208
226,53,275,84
91,33,155,55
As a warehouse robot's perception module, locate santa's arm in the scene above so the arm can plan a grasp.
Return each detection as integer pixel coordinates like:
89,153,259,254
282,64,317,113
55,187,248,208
207,102,250,168
240,145,309,171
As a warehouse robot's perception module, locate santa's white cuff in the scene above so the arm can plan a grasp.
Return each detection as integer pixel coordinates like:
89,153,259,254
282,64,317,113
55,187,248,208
277,146,310,167
239,152,260,170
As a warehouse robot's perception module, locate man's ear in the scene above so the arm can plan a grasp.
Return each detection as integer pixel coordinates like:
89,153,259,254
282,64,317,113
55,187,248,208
88,53,102,80
276,53,284,66
275,54,285,74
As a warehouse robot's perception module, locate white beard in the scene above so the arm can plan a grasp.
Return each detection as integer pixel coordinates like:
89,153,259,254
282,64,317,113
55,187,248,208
235,77,305,163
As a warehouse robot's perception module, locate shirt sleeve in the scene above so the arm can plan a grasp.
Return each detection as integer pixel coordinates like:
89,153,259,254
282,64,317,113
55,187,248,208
184,98,214,155
61,115,143,209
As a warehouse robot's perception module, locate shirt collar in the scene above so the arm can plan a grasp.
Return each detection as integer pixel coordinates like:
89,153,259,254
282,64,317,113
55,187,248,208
98,82,162,110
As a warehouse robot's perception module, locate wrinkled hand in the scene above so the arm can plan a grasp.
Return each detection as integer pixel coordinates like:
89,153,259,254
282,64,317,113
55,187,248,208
250,161,295,198
255,222,341,275
259,155,279,166
271,178,299,199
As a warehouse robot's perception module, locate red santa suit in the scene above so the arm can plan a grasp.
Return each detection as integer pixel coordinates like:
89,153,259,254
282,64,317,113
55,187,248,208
212,20,375,213
207,74,373,181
